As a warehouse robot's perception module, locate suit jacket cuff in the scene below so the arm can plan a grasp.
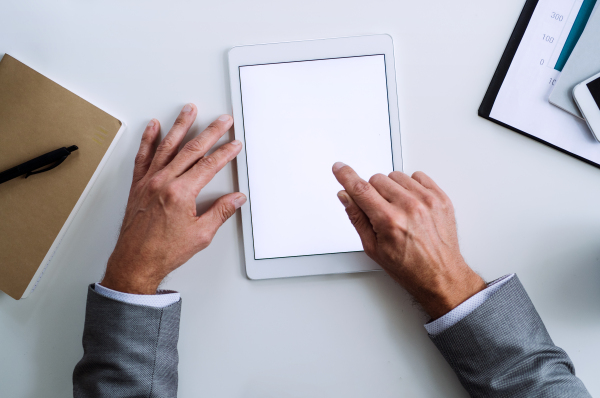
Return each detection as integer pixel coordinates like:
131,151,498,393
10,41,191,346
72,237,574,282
94,282,181,308
425,274,514,335
429,275,590,397
73,284,182,397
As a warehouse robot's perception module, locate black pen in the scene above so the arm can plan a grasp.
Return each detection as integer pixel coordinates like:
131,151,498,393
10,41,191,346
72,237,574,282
0,145,79,184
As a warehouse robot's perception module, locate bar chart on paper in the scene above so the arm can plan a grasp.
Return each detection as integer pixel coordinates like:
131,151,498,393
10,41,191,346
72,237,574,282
542,0,596,72
488,0,600,166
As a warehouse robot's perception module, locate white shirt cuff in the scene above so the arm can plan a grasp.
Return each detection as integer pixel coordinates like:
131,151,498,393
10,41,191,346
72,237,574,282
424,274,515,336
94,283,180,308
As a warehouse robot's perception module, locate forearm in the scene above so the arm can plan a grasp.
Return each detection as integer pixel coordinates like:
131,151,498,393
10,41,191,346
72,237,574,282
73,285,182,398
430,275,590,397
72,106,241,396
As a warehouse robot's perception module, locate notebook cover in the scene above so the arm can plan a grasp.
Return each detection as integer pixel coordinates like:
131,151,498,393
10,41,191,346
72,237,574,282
0,54,122,300
549,6,600,119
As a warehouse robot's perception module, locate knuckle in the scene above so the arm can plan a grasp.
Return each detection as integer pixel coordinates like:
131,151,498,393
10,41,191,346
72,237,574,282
183,138,206,154
217,203,234,223
205,122,221,134
172,116,188,129
440,195,454,212
403,196,420,213
198,155,219,170
409,201,428,217
425,192,452,212
163,183,182,203
147,177,163,193
140,131,154,144
197,231,213,247
345,206,362,224
352,180,371,197
200,123,222,140
157,137,176,152
422,192,437,208
134,151,147,167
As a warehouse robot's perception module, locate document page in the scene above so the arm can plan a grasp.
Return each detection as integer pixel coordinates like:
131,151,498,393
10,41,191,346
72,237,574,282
490,0,600,163
239,55,394,259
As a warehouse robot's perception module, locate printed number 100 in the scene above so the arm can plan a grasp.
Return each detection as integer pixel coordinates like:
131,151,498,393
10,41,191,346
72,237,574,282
543,34,555,43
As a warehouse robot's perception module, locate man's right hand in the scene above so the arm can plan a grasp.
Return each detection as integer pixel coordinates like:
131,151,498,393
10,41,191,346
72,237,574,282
332,162,486,319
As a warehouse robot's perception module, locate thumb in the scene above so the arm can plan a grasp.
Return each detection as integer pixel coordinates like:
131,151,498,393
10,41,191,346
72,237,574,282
337,191,377,254
196,192,246,246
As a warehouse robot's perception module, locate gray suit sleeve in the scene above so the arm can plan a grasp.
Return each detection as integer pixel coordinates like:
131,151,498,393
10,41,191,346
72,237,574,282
73,284,181,398
430,275,590,397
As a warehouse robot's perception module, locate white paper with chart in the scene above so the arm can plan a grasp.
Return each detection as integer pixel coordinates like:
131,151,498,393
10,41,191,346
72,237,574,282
487,0,600,165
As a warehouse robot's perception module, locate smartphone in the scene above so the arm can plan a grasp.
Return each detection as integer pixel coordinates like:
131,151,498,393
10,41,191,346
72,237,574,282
573,71,600,142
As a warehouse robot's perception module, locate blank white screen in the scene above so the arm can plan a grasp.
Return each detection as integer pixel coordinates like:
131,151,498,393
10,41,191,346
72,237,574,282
240,55,393,259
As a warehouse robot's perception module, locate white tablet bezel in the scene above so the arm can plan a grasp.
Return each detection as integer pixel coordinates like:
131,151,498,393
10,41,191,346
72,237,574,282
228,34,402,280
573,74,600,142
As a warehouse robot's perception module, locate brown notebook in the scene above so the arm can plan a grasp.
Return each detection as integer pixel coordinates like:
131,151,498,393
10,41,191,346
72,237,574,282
0,54,125,300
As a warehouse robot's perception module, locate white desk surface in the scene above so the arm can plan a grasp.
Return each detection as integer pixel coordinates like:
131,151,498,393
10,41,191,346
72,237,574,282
2,1,600,396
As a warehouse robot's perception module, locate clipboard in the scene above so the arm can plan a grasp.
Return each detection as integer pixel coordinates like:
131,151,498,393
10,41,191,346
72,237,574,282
479,0,600,168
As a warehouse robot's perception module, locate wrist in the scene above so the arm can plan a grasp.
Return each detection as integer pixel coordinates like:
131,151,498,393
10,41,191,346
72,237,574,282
100,274,160,295
417,268,486,320
101,260,162,295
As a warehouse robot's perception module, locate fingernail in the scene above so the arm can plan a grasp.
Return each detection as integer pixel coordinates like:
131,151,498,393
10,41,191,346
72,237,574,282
231,139,242,146
234,195,247,209
218,114,231,122
337,192,350,208
182,104,193,113
147,120,155,128
332,162,347,172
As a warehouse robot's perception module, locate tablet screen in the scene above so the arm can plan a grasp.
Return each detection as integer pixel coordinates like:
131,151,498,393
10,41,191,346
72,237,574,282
239,55,394,260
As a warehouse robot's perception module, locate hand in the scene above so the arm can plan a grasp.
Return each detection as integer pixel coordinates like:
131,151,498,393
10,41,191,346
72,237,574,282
332,163,485,319
100,104,246,294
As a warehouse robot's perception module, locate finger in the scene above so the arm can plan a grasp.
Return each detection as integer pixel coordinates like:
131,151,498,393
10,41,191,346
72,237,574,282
411,171,454,212
389,171,449,211
132,119,161,184
181,140,242,195
196,192,246,247
368,173,408,203
332,162,390,221
166,114,233,177
411,171,445,194
387,171,437,204
337,191,377,253
147,103,197,175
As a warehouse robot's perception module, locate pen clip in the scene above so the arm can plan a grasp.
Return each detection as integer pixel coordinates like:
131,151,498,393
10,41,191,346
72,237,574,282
25,156,68,178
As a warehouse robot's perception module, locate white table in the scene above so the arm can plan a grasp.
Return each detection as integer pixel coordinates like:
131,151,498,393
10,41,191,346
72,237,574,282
2,1,600,396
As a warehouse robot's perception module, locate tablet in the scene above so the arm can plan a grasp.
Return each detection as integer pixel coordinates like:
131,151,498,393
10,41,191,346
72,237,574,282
228,35,402,279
